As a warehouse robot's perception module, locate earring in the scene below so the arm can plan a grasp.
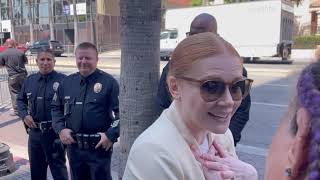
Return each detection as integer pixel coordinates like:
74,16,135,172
285,167,293,177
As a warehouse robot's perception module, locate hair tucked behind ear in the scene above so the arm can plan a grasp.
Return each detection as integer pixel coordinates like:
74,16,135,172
297,62,320,180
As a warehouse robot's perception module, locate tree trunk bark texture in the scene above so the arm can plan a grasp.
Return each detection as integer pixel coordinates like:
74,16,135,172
119,0,161,178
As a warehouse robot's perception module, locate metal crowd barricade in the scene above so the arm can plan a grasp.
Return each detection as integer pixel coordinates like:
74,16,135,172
0,55,37,108
0,67,9,108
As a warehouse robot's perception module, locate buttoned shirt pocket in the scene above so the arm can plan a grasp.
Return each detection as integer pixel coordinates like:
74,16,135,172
86,93,107,110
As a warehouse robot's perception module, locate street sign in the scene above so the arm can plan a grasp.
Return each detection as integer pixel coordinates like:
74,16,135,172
0,33,4,39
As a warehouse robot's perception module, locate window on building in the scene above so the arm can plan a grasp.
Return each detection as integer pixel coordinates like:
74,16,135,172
13,6,23,25
39,3,49,17
0,0,8,7
13,0,22,6
1,7,9,20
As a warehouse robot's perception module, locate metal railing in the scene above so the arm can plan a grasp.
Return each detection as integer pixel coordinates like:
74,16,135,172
0,67,10,108
0,56,38,108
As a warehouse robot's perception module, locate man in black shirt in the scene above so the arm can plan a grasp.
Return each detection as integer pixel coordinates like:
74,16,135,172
0,39,28,115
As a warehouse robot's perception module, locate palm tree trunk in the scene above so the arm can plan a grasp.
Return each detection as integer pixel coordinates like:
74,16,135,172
48,0,54,40
28,0,34,44
73,0,78,49
119,0,161,178
8,0,15,39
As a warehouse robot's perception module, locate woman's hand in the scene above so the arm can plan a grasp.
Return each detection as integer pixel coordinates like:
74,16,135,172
200,141,258,180
191,144,235,180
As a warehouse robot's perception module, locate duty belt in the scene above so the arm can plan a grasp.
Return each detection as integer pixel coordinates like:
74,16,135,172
72,133,101,150
34,121,52,133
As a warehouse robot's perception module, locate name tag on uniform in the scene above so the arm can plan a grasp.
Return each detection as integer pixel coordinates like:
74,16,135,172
76,102,83,105
37,97,43,100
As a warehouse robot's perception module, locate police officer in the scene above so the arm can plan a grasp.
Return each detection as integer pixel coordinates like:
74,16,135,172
0,39,28,115
17,49,68,180
52,42,119,180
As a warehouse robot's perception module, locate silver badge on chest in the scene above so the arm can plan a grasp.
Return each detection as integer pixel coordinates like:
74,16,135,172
94,83,102,93
53,82,59,91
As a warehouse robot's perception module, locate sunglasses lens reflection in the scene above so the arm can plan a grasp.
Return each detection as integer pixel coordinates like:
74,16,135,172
200,80,250,101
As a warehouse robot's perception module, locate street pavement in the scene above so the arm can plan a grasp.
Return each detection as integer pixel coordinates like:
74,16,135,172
0,53,311,179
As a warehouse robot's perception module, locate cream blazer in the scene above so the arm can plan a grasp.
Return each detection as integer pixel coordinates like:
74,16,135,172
123,101,237,180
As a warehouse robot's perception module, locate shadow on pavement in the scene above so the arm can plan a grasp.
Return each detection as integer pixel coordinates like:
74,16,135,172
0,117,21,128
0,106,11,113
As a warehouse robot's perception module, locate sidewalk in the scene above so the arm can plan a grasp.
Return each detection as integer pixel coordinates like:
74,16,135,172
0,106,119,180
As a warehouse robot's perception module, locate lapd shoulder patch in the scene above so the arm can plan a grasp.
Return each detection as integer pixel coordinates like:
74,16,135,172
111,120,119,128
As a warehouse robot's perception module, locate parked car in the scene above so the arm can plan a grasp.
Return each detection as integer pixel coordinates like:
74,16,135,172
0,44,28,53
27,40,64,56
160,29,177,61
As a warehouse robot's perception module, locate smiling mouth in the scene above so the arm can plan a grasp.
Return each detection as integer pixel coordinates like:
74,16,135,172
208,112,229,119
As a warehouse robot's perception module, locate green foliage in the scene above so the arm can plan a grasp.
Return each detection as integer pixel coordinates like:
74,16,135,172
293,35,320,49
192,0,202,6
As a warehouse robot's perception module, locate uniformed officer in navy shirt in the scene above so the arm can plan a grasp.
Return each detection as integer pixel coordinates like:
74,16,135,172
51,42,119,180
17,49,68,180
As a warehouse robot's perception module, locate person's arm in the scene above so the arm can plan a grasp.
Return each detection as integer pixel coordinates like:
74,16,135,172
156,64,172,115
51,82,66,135
229,67,251,145
17,80,28,120
17,79,37,132
229,94,251,145
105,78,120,143
22,53,28,64
0,54,5,67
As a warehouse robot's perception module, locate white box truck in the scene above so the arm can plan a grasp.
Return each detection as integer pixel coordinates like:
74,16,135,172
160,0,294,61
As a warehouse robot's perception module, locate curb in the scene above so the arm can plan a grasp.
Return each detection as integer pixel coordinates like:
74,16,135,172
1,140,119,179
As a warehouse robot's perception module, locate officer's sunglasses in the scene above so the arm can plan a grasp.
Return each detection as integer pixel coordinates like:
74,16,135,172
177,76,253,102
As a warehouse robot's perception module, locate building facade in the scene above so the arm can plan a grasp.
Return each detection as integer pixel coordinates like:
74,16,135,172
310,0,320,34
0,0,120,50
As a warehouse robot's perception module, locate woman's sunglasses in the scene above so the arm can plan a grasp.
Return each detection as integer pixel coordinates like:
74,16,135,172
177,76,253,102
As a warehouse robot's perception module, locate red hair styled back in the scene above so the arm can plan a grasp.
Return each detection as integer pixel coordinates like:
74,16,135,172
168,32,242,78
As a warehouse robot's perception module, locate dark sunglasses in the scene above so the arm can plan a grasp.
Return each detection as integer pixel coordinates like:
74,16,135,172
177,76,253,102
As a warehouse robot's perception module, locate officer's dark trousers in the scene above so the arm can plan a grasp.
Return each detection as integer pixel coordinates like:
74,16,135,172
8,74,26,113
67,145,112,180
28,129,68,180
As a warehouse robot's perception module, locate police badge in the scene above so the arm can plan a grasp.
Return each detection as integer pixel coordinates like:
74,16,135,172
94,83,102,93
53,82,59,91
